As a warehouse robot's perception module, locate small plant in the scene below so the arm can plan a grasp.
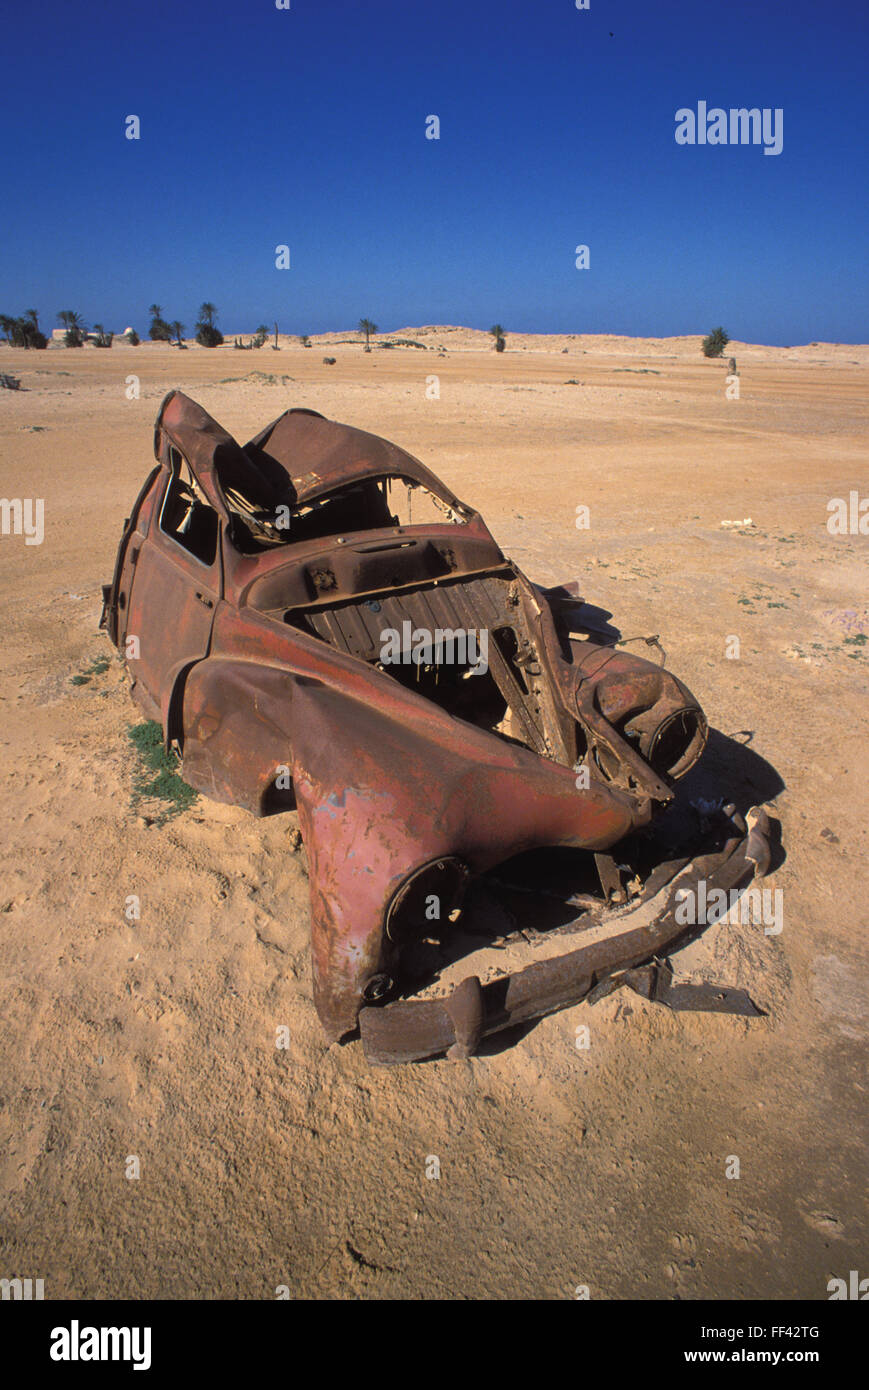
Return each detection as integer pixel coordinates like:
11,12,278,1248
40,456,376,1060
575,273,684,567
127,720,197,824
91,324,113,348
127,328,140,345
170,320,186,348
702,326,730,358
70,655,111,686
299,334,311,348
490,324,506,352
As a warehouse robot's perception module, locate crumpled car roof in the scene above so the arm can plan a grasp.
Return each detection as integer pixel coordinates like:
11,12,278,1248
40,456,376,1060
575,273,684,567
155,388,464,518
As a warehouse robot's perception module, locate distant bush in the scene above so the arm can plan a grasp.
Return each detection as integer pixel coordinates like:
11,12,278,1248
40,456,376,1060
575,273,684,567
196,324,224,348
195,302,223,348
147,304,173,341
0,311,47,349
127,329,140,346
56,310,85,346
27,326,47,347
702,326,730,358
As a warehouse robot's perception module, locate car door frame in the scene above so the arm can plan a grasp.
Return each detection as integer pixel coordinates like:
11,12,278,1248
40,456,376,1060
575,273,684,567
123,446,224,740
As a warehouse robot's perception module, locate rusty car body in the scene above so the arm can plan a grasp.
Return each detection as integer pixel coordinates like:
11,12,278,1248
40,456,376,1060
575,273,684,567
102,390,770,1063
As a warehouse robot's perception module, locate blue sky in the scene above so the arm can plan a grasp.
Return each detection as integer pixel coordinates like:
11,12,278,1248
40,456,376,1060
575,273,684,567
2,0,867,343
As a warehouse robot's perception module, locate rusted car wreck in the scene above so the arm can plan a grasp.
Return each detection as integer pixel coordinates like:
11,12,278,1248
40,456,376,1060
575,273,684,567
103,390,770,1063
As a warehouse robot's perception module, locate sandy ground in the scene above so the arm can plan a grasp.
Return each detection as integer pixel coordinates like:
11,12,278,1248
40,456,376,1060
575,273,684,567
0,332,866,1300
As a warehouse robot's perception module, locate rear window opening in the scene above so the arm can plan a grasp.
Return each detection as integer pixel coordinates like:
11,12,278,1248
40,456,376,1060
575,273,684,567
290,476,467,543
229,475,467,552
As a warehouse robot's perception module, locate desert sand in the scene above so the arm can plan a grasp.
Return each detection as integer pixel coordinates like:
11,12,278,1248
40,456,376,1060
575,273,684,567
0,329,866,1299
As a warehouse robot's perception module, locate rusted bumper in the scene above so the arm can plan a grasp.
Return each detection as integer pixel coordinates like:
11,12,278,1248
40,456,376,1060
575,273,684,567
358,807,770,1064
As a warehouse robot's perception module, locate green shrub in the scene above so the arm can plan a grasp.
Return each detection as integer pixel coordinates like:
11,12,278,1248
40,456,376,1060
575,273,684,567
127,721,197,824
702,326,730,358
196,324,224,347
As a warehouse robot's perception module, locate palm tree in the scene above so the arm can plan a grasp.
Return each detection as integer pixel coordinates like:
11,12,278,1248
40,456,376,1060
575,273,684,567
148,304,172,341
2,312,46,348
170,320,185,347
489,324,506,352
23,309,47,346
359,318,378,351
58,310,85,347
195,302,223,347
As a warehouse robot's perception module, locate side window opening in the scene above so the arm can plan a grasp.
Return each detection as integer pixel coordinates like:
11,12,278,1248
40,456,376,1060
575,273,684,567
160,448,219,566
